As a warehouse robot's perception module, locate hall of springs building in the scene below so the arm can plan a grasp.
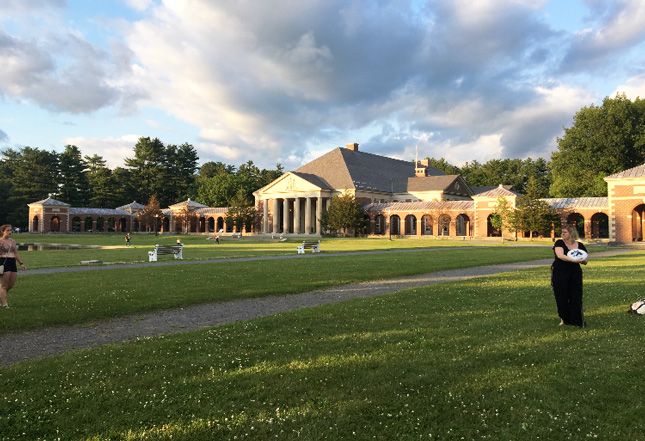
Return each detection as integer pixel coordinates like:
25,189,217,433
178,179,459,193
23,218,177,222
27,143,645,243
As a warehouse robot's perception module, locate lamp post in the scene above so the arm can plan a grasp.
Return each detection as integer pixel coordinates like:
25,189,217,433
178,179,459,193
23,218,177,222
154,214,159,236
388,209,392,241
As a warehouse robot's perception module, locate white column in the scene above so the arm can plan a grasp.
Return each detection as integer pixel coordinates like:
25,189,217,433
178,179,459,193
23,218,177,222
294,197,301,234
272,199,280,233
283,198,290,234
263,199,268,233
305,197,312,234
316,197,323,234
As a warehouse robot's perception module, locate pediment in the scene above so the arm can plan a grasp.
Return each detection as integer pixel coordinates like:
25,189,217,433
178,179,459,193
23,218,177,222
258,172,323,195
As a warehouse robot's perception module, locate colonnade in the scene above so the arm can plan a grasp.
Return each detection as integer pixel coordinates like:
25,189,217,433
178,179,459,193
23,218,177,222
261,196,330,235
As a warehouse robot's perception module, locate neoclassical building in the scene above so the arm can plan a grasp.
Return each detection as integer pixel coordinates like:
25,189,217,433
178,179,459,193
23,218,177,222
252,143,645,242
27,143,645,242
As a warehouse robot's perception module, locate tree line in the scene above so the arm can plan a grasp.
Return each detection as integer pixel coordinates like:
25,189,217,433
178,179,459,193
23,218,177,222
2,94,644,231
0,137,283,228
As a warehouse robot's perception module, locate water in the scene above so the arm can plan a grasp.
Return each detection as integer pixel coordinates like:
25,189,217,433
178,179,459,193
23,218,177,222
16,243,102,251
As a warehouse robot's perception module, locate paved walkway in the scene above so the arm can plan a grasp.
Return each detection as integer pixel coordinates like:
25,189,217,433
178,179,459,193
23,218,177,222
0,248,633,366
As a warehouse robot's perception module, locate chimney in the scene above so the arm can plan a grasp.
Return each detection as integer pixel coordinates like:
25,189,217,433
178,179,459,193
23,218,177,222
346,142,359,152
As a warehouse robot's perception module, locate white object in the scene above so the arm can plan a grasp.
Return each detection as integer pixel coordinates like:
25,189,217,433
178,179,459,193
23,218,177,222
567,249,587,262
630,298,645,314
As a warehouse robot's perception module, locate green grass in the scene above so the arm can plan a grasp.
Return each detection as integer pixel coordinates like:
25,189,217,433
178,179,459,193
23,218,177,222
14,234,551,269
1,252,643,440
2,247,554,333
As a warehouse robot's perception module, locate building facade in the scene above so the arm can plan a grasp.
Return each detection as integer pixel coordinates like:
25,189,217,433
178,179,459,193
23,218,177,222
27,144,645,242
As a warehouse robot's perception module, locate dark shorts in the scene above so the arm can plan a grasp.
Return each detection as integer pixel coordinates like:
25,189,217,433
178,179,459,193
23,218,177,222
2,257,17,273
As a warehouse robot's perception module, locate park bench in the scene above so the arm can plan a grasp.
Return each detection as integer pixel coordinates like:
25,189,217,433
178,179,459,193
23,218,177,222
231,232,242,238
297,240,320,254
148,244,184,262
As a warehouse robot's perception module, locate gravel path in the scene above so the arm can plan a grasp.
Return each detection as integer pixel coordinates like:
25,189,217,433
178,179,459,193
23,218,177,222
0,249,631,366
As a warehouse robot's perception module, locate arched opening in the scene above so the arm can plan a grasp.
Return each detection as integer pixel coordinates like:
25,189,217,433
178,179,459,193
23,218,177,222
422,215,433,235
119,218,127,232
216,217,225,232
375,215,386,235
71,217,82,232
590,213,609,239
133,218,140,232
84,217,93,232
567,213,585,238
163,217,170,233
207,217,215,232
405,215,417,235
32,216,39,232
96,217,105,232
456,214,470,236
389,215,401,235
487,214,501,237
438,214,451,236
50,216,60,232
107,217,116,232
632,204,645,241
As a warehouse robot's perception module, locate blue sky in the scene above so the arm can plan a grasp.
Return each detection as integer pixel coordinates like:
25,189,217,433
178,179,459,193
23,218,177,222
1,0,645,171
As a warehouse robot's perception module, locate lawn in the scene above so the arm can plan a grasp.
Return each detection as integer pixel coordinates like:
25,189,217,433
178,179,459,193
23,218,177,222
13,234,552,269
0,251,643,440
3,246,554,332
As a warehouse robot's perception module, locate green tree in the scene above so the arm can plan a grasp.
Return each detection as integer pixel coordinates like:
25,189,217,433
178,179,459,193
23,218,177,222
224,189,257,233
85,154,117,208
58,145,90,206
165,143,199,201
425,157,462,175
489,196,513,235
125,137,168,205
510,177,559,238
1,147,59,226
320,192,367,236
550,93,645,197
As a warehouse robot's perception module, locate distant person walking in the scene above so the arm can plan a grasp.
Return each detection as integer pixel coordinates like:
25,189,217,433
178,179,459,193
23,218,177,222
0,224,26,308
125,233,131,247
551,224,588,327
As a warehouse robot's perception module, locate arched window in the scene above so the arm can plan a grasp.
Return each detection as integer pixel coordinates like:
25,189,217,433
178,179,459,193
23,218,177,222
389,215,401,235
72,217,82,232
590,213,609,239
487,214,501,237
422,215,433,235
32,216,39,232
567,213,585,238
96,217,105,232
84,217,93,232
456,214,470,236
405,215,417,235
375,215,386,235
50,216,60,232
438,214,451,236
631,204,645,241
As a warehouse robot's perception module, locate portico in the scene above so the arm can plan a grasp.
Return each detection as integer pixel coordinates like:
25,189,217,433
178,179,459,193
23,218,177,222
255,172,333,235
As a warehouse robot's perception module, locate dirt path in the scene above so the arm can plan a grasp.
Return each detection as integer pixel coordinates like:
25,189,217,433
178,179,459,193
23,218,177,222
0,249,632,366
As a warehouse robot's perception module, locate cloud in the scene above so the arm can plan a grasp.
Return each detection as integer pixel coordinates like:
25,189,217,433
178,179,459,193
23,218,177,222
62,135,140,169
560,0,645,72
2,0,645,171
614,74,645,100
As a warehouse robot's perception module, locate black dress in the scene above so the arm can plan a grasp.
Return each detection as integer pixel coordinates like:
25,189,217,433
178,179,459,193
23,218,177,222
551,239,587,327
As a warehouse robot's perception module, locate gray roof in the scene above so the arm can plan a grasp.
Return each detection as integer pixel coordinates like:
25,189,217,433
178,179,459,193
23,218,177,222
605,163,645,179
365,200,474,212
169,199,209,209
471,185,519,197
295,147,445,193
542,197,608,209
194,207,229,216
116,201,145,210
70,208,130,216
30,197,70,206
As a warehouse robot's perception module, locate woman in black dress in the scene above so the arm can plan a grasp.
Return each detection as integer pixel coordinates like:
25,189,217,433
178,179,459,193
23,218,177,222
551,224,588,327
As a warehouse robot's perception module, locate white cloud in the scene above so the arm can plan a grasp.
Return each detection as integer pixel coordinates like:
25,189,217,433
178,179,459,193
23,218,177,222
613,74,645,100
62,135,140,168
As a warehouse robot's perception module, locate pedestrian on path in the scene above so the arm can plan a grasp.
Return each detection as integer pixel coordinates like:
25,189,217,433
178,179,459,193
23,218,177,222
125,233,131,247
0,224,26,308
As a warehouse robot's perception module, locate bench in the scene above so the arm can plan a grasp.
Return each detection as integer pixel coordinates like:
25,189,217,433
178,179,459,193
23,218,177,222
297,240,320,254
148,244,184,262
232,232,242,238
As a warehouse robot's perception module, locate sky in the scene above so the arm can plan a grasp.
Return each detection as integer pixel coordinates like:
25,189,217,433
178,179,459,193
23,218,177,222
1,0,645,171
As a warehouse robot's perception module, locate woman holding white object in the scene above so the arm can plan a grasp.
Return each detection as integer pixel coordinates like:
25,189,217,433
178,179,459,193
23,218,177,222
551,224,588,327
